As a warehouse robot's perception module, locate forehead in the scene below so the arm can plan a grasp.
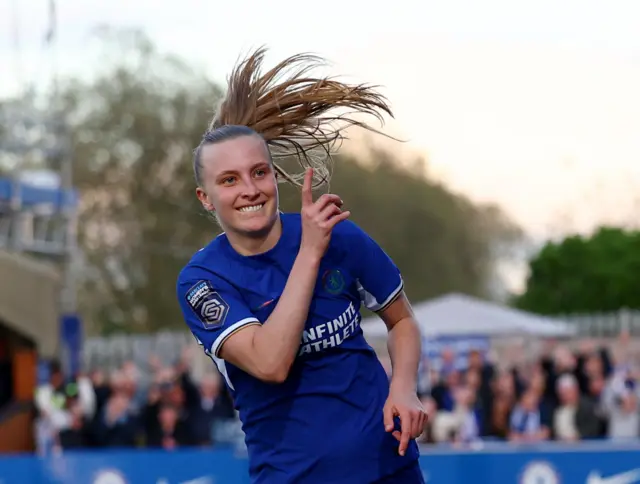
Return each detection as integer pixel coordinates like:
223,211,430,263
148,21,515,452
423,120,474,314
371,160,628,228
200,135,270,176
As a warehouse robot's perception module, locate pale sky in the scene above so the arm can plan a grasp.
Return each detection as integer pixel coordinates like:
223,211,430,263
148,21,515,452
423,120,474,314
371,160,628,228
1,0,640,245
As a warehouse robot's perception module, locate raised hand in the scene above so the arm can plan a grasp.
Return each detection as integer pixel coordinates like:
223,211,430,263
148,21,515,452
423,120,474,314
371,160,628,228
299,168,350,259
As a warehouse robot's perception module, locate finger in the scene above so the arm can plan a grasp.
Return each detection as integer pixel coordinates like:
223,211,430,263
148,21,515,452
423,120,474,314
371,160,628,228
383,404,395,433
392,430,401,442
313,193,342,212
418,411,428,436
398,412,412,456
317,202,342,222
301,168,314,207
326,211,350,229
412,412,424,438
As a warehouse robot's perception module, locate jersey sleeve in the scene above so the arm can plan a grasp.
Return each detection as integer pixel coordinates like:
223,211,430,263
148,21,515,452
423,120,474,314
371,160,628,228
345,221,404,312
177,272,260,358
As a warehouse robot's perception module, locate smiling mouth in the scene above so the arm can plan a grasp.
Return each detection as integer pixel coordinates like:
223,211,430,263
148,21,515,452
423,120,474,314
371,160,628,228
237,203,264,213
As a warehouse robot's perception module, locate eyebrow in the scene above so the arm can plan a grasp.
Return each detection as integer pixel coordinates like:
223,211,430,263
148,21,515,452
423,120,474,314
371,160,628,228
217,161,270,178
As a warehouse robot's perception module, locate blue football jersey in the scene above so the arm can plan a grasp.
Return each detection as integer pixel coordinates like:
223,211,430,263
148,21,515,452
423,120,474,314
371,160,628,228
176,213,420,484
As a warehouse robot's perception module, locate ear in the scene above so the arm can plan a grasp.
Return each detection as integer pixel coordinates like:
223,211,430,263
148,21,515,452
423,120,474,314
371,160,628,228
195,187,215,212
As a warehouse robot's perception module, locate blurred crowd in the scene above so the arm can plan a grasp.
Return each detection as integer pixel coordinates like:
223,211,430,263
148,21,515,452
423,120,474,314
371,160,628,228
34,333,640,454
34,348,237,454
415,333,640,445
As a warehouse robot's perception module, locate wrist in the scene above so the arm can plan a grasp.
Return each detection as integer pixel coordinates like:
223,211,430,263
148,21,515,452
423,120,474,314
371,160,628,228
390,375,417,394
297,247,322,267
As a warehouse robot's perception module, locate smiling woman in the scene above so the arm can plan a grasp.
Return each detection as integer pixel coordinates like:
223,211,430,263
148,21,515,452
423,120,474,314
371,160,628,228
194,128,279,250
177,46,427,484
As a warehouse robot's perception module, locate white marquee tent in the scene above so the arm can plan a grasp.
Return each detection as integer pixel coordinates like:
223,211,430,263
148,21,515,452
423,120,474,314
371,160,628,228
361,293,576,340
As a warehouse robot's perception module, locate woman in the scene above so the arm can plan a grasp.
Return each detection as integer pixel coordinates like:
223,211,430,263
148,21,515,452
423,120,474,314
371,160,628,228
177,47,426,484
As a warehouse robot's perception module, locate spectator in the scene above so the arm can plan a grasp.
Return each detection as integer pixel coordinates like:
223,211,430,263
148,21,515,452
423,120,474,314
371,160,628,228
147,404,192,449
35,361,94,452
92,392,138,447
431,369,460,412
603,370,640,439
553,374,599,441
37,330,640,453
508,388,550,442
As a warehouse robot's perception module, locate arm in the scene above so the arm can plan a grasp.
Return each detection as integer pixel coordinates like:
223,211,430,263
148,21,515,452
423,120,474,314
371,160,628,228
179,168,348,384
219,249,321,383
220,167,348,383
344,220,426,455
380,295,426,454
177,252,320,384
378,293,421,395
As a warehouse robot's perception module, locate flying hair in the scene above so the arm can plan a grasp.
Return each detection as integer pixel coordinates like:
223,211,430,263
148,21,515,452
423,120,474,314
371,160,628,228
205,46,397,187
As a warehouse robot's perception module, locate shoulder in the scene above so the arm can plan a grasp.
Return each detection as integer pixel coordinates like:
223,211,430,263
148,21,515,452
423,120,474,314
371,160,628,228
329,219,371,249
332,219,367,237
177,235,232,288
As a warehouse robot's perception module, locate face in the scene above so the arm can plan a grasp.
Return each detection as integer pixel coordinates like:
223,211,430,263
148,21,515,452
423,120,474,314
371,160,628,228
521,390,538,411
50,370,64,388
445,370,460,389
589,376,604,395
496,371,514,395
197,135,279,237
454,386,474,407
468,350,482,369
529,371,545,393
159,406,178,427
441,348,454,364
585,354,603,377
558,382,578,405
465,369,480,390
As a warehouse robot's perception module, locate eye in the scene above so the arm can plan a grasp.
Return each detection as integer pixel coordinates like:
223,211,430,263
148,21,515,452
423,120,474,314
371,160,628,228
221,176,236,186
254,168,267,178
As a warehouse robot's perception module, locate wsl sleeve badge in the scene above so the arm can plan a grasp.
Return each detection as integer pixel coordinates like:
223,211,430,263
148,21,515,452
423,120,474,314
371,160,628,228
186,280,230,330
520,461,560,484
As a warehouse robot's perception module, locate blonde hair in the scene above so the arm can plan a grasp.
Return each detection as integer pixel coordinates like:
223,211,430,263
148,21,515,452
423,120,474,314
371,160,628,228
194,46,396,188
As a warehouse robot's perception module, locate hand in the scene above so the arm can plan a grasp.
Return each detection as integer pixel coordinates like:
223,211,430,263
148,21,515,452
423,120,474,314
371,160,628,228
383,388,427,456
300,168,350,258
106,395,129,423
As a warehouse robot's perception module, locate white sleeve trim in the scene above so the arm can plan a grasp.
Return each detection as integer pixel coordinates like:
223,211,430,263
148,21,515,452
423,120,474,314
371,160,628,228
211,317,260,357
357,278,404,312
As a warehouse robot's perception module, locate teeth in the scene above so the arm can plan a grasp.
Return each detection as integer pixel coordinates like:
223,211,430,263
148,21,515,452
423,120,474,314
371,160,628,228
239,204,263,213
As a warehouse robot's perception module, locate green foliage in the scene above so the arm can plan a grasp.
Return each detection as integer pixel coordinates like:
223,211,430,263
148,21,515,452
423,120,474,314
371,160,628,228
5,28,522,334
514,226,640,314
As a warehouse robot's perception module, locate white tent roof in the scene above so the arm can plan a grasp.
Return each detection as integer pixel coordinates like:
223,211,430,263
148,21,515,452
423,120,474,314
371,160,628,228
361,293,576,340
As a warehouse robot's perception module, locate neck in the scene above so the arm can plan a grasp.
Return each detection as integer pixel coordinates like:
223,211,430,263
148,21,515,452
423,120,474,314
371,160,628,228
226,214,282,256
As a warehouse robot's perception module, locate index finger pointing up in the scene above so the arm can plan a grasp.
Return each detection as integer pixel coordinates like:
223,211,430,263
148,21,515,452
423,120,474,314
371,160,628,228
301,168,314,207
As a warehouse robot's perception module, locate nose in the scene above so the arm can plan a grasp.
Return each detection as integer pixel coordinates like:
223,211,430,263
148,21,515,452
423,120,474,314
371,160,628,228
240,177,260,199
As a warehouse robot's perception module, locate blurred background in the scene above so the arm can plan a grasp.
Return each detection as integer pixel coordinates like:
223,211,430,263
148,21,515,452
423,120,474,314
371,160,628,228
0,0,639,483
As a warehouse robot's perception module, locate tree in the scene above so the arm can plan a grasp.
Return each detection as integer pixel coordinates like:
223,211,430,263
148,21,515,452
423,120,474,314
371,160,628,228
513,226,640,314
277,150,523,304
5,28,522,334
56,27,223,334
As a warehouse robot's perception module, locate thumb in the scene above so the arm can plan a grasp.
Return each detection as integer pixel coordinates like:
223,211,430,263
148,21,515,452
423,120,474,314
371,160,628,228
383,404,395,432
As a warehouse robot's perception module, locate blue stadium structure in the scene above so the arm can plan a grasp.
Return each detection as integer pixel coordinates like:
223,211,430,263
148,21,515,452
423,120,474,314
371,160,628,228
0,175,78,255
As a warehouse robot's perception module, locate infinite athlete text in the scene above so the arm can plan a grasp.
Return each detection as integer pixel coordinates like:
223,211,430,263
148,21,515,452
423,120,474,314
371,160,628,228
298,302,360,355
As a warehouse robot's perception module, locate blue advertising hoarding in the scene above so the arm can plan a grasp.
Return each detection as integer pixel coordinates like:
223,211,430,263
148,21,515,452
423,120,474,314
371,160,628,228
1,442,640,483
